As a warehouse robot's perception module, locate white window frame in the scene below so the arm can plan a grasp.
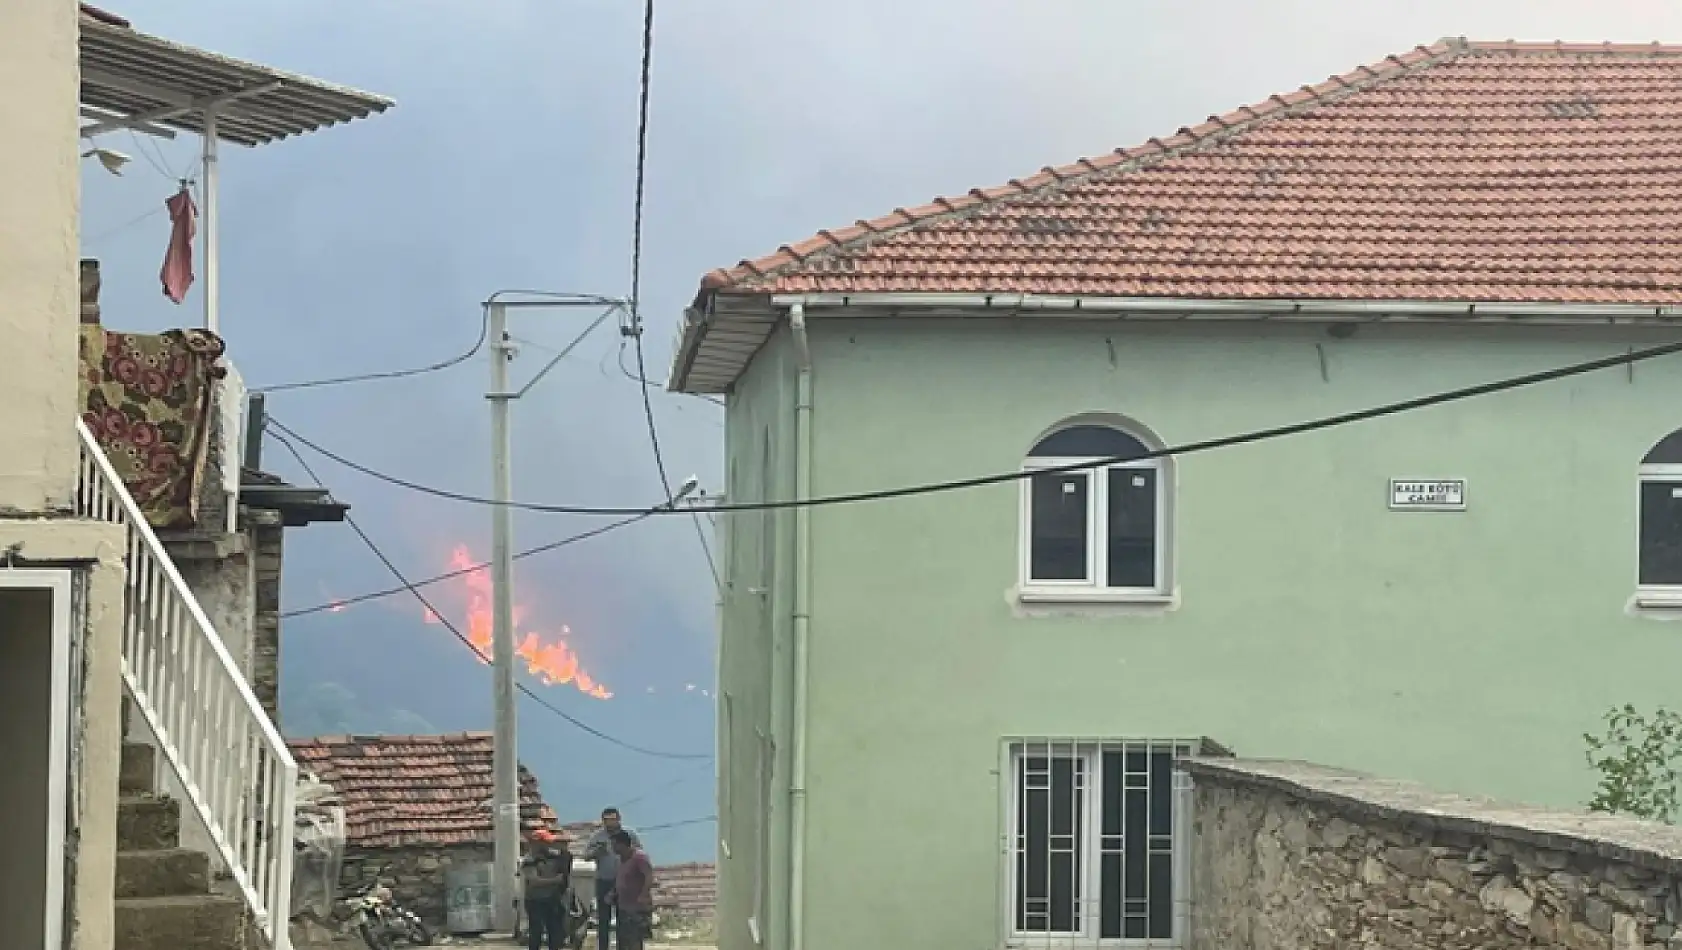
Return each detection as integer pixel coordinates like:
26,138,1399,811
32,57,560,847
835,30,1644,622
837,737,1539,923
0,569,74,950
1019,456,1171,604
1637,462,1682,608
1001,739,1193,949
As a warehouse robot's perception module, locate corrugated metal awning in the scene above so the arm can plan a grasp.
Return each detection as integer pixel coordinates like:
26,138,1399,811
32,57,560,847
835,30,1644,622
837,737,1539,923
78,9,394,147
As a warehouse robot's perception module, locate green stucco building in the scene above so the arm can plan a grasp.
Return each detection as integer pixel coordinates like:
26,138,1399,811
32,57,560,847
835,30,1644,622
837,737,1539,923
671,37,1682,950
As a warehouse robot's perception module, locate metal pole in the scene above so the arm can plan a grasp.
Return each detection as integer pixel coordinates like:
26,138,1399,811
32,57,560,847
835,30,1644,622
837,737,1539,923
201,107,219,334
487,302,521,933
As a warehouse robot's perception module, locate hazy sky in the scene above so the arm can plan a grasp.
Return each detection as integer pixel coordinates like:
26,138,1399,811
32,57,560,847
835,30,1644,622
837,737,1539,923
79,0,1682,862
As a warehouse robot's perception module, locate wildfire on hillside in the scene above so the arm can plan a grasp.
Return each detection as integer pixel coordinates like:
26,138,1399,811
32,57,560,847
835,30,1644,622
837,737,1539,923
421,545,613,700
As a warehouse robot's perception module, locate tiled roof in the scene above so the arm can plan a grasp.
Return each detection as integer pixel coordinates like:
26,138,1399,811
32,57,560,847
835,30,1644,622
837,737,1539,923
651,862,717,920
559,820,717,919
704,37,1682,303
288,733,559,849
674,38,1682,392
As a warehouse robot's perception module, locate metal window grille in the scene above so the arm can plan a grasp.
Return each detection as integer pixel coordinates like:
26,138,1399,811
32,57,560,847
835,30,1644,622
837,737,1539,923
1007,739,1193,948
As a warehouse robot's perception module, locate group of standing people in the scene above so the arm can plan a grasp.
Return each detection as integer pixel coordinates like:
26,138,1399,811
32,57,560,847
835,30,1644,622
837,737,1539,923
521,806,655,950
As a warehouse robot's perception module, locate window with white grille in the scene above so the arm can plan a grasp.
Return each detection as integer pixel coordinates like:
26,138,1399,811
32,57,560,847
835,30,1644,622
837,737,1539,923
1019,421,1173,603
1007,740,1191,945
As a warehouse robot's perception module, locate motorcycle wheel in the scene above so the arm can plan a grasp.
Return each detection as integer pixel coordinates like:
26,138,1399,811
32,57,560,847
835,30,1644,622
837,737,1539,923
406,919,434,945
358,923,394,950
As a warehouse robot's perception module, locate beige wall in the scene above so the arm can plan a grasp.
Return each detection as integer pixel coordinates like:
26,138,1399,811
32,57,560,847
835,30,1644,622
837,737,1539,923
0,521,127,950
0,0,81,514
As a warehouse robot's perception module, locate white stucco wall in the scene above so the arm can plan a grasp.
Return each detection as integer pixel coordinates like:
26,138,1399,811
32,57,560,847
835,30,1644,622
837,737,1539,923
0,0,81,514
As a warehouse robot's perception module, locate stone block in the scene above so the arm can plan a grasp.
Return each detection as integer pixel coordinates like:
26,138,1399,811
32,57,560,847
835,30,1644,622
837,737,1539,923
118,796,181,851
120,741,156,795
116,848,211,899
113,894,248,950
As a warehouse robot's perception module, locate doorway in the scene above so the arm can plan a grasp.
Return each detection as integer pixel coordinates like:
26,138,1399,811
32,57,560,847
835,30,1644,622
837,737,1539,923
0,569,73,950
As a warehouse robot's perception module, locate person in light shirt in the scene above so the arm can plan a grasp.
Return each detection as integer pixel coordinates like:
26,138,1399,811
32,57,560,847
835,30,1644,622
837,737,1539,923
584,807,641,950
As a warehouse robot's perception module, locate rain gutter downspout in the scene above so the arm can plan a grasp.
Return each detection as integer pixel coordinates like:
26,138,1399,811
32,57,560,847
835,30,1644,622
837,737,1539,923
788,302,812,950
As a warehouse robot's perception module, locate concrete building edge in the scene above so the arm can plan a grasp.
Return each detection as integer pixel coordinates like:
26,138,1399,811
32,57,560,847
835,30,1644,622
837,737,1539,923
0,519,128,950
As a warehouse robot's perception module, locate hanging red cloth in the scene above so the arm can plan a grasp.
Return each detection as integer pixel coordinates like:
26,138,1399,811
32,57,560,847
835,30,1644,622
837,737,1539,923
160,185,197,304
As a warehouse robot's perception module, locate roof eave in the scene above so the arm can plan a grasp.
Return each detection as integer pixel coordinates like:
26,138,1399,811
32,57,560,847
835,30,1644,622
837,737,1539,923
78,16,395,147
673,291,1682,393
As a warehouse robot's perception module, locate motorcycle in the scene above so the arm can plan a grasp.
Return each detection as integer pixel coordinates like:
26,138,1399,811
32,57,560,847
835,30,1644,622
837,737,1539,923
347,865,433,949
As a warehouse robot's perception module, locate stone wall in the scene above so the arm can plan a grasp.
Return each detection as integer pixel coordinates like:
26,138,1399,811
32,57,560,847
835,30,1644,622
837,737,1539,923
341,844,494,930
251,515,283,721
1187,758,1682,950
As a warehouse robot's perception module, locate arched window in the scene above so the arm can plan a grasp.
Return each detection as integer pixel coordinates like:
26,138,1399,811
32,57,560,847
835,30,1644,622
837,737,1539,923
1020,420,1171,599
1639,430,1682,592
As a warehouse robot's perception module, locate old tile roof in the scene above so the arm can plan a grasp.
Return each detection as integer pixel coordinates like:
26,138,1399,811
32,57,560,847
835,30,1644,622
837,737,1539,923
559,820,717,919
651,862,718,920
674,38,1682,392
288,733,559,849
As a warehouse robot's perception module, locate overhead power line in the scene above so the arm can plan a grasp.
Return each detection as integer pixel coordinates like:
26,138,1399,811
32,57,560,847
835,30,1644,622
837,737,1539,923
617,759,715,809
269,339,1682,517
620,0,723,591
639,815,717,834
617,342,725,407
266,429,709,761
282,512,651,618
251,304,490,394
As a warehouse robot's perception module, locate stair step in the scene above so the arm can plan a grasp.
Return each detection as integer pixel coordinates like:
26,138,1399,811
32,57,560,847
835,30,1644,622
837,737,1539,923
117,797,180,852
119,742,156,795
114,894,248,950
116,848,210,899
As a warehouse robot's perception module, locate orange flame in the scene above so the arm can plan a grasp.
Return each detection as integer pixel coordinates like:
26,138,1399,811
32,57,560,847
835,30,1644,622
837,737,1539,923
423,545,612,699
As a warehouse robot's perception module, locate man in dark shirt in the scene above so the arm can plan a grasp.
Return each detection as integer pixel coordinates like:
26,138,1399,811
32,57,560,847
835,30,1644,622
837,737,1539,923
521,829,574,950
585,807,641,950
608,830,655,950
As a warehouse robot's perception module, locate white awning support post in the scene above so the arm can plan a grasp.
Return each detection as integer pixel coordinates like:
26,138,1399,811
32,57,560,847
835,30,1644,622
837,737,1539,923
201,106,219,335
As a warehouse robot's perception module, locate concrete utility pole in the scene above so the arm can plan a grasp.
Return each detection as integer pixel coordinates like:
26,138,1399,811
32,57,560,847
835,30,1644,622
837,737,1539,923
487,300,520,933
483,292,644,933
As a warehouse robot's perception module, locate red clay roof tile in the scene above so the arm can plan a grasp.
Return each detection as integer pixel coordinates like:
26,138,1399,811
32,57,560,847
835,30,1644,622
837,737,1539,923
288,733,559,849
697,38,1682,305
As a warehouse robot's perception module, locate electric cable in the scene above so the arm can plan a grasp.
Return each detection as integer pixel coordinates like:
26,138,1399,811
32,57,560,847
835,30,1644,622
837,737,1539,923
250,304,490,394
614,1,724,592
275,302,651,617
618,340,725,407
281,512,651,618
638,815,717,834
266,429,711,760
617,759,715,809
268,338,1682,516
82,204,170,246
126,128,177,180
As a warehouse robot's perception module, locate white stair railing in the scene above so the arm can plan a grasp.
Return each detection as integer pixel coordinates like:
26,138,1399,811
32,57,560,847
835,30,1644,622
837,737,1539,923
75,420,295,947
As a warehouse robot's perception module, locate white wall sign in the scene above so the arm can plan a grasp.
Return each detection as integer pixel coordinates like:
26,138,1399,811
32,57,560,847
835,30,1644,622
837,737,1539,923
1389,479,1466,511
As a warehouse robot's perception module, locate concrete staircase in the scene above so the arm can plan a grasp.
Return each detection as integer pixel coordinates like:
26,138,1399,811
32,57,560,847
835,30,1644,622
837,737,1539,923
116,739,256,950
